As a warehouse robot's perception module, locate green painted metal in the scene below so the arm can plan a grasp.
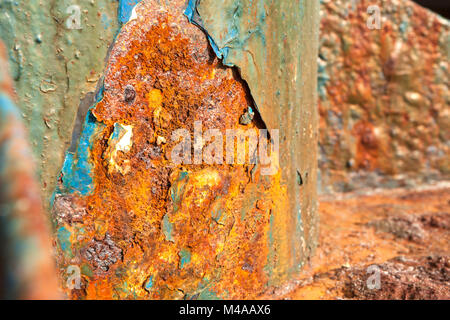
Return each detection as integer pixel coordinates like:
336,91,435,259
192,0,320,281
1,0,320,297
0,0,119,207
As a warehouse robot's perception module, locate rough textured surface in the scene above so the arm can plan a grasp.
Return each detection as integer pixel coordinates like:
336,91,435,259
52,0,318,300
4,0,447,300
0,0,119,207
2,0,448,203
262,184,450,300
191,0,320,259
318,0,449,194
0,0,318,299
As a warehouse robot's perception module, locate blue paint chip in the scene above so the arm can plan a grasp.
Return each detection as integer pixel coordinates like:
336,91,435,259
162,213,174,242
61,110,105,196
57,226,72,255
184,0,231,63
0,94,22,175
0,94,20,119
144,276,153,290
118,0,142,24
170,171,189,212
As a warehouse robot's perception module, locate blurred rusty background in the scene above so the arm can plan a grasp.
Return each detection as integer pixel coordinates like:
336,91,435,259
0,41,59,299
318,0,449,194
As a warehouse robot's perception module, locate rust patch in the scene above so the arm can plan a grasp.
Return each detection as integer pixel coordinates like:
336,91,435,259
82,234,123,273
54,0,288,300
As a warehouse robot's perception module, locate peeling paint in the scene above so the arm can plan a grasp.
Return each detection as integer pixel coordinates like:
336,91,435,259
0,0,120,206
50,0,318,300
186,0,321,285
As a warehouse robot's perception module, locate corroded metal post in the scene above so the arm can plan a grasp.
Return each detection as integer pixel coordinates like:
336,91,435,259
52,0,320,299
2,0,319,299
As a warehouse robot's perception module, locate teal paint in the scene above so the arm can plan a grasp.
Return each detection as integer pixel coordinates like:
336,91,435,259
185,0,267,68
101,13,113,30
57,226,72,256
292,207,305,273
110,123,124,141
400,21,409,34
169,171,189,213
197,288,220,300
118,0,143,24
0,0,119,207
162,213,174,242
210,198,224,224
0,94,20,174
144,276,153,291
184,0,225,61
179,248,191,269
0,94,19,118
81,263,94,278
194,277,221,300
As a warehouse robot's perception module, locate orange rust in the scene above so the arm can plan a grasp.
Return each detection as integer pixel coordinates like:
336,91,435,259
55,1,288,300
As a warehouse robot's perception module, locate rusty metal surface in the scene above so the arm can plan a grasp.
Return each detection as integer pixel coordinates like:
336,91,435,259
318,0,450,193
0,0,119,207
1,0,447,300
51,0,319,299
0,41,60,299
